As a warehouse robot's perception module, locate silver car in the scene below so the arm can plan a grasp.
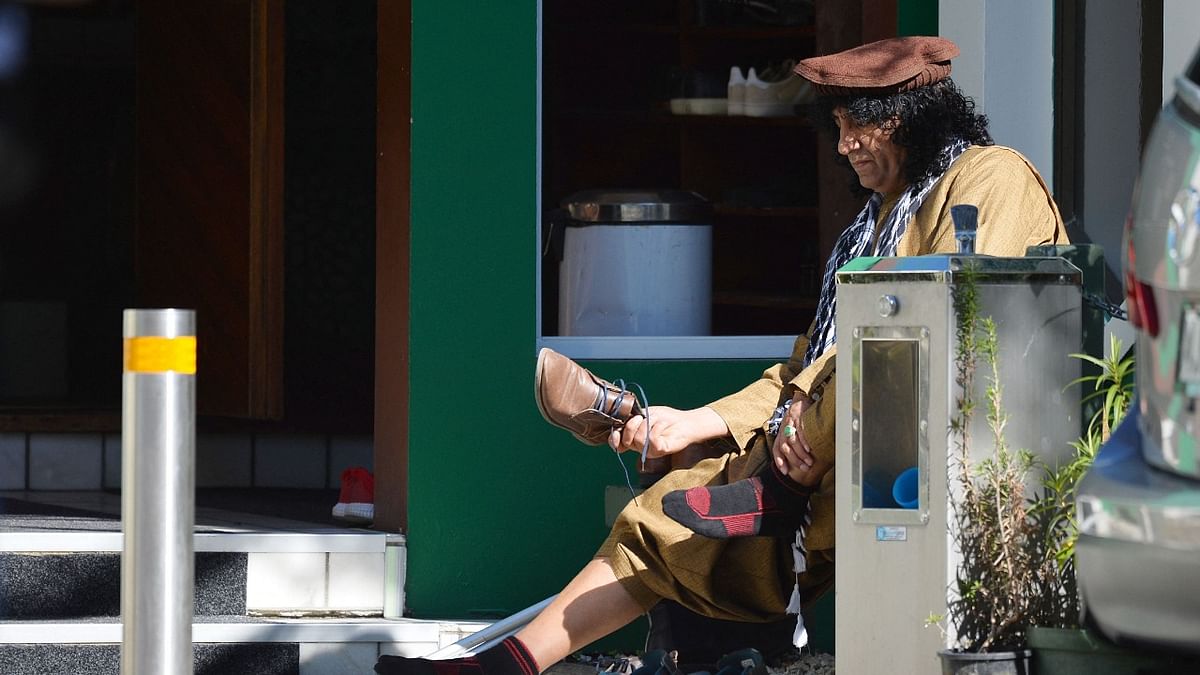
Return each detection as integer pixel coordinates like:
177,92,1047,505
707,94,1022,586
1075,49,1200,652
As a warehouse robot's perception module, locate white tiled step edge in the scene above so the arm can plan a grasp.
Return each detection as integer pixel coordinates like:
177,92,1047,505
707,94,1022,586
0,529,389,553
0,617,487,648
0,530,405,615
0,617,490,675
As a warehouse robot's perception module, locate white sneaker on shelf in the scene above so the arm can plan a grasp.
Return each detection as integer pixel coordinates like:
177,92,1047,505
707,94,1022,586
687,98,728,115
754,59,797,84
744,64,814,117
727,66,747,115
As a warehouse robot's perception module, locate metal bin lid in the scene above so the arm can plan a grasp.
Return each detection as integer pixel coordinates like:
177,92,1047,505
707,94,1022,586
835,254,1082,285
562,189,712,223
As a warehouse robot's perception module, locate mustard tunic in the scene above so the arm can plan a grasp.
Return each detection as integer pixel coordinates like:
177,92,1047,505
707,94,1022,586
596,145,1069,621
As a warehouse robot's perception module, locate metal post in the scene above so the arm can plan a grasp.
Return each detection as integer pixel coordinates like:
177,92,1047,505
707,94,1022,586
951,204,978,255
121,309,197,675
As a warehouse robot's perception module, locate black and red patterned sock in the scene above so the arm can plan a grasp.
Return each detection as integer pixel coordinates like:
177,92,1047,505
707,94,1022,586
375,637,539,675
663,464,812,539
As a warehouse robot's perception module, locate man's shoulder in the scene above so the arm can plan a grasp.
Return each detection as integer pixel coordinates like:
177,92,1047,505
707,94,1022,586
945,144,1048,191
955,144,1032,164
957,144,1035,170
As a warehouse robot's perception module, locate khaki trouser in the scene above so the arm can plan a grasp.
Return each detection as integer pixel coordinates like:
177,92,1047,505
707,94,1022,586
596,378,838,622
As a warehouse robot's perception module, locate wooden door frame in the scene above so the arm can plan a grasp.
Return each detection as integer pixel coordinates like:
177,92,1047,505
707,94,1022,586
135,0,285,420
373,0,412,533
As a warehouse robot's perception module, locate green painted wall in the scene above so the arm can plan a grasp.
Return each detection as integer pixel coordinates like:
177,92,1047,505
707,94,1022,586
899,0,938,37
407,3,785,648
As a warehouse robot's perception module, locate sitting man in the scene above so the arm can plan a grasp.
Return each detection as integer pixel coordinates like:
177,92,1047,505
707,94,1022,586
376,35,1068,675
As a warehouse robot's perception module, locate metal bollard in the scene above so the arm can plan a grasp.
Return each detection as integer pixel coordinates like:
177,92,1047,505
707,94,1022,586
120,309,196,675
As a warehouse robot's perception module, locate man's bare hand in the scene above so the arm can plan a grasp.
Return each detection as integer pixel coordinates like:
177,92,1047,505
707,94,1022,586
609,405,729,459
771,394,815,478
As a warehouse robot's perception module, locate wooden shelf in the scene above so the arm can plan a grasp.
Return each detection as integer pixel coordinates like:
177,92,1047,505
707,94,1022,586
548,21,680,36
680,25,816,40
554,107,813,124
673,113,813,127
714,205,818,219
552,108,667,123
712,291,818,310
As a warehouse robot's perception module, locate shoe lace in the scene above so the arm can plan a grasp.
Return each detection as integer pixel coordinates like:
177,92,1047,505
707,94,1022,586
593,379,633,418
608,378,651,506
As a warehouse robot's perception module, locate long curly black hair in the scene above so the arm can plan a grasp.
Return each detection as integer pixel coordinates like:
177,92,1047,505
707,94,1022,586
812,78,992,195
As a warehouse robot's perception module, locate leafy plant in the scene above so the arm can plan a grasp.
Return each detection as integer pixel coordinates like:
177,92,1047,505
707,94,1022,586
941,267,1137,650
1070,334,1136,444
1030,334,1135,628
945,281,1055,652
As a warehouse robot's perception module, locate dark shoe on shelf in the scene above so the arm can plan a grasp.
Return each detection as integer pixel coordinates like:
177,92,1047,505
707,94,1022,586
534,347,644,445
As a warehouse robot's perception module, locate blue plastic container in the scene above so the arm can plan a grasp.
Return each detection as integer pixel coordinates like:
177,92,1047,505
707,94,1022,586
892,466,919,509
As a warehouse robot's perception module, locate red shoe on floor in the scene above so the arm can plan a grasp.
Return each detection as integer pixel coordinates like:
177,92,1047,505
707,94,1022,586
332,467,375,525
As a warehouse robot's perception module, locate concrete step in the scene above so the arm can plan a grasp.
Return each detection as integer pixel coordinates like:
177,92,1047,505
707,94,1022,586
0,490,467,673
0,551,248,618
1,491,402,618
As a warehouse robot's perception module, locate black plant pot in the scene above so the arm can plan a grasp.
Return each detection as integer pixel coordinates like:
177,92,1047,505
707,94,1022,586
938,648,1033,675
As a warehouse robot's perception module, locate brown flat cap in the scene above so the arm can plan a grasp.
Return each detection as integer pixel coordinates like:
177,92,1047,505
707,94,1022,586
794,36,959,96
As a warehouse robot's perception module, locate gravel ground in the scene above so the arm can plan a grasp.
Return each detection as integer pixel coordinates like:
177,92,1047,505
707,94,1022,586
767,652,834,675
554,650,835,675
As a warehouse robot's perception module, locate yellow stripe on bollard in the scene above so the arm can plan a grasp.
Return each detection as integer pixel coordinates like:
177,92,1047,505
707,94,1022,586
123,336,197,374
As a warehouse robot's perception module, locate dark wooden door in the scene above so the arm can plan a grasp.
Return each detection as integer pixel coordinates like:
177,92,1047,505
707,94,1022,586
135,0,285,418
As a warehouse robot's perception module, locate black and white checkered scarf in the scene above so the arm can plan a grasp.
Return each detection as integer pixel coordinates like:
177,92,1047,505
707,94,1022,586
802,138,971,368
781,138,970,648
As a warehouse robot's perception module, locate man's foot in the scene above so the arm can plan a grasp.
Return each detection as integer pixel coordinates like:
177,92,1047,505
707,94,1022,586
534,348,644,445
375,637,539,675
663,465,812,538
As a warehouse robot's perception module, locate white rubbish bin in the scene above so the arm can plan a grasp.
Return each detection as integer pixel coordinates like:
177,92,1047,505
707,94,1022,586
558,189,712,336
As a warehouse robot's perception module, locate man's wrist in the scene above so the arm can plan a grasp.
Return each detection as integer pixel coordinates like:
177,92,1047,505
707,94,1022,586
693,406,733,442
